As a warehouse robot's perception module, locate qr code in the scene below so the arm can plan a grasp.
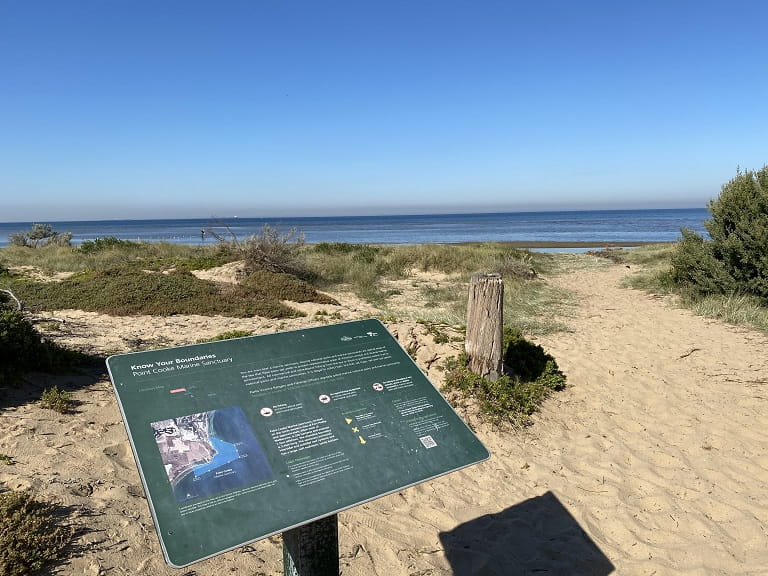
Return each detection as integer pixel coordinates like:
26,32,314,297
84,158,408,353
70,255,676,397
419,435,437,449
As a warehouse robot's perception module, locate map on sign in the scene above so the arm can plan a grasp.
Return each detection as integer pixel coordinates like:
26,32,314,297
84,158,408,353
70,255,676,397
151,406,273,502
107,319,489,568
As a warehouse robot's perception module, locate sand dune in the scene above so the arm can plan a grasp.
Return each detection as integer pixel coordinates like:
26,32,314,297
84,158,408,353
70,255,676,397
1,264,767,575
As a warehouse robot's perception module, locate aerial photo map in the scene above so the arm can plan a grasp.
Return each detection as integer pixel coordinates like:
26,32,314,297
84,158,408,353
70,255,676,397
151,405,273,503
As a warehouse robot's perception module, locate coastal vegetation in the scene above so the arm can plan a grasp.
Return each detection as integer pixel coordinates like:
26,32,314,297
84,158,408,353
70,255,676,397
0,232,579,332
443,327,567,427
0,490,75,576
0,305,90,389
8,223,72,248
622,165,768,332
673,165,768,301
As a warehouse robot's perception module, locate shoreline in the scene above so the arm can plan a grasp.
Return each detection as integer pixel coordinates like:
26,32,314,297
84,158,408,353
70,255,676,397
462,240,669,249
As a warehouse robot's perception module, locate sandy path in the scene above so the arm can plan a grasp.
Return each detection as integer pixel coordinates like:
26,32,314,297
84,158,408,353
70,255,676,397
338,265,768,575
526,265,768,575
2,264,767,575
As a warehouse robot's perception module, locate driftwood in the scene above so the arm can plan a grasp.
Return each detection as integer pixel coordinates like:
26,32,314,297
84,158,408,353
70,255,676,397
0,288,66,323
0,288,23,311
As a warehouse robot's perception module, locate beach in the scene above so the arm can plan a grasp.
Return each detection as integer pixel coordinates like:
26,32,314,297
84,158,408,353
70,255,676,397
2,261,767,575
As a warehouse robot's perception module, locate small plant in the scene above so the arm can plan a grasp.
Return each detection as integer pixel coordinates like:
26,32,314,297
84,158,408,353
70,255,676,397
196,330,253,343
0,453,14,465
443,329,566,427
417,320,450,344
0,490,75,576
40,386,74,414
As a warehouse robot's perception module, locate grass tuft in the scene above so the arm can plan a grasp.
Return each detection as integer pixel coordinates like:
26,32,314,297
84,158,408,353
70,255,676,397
196,330,253,343
40,386,74,414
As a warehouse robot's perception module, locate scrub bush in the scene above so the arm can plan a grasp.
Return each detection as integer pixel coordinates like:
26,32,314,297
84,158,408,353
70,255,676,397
239,270,338,304
40,386,74,414
672,165,768,300
443,328,566,427
241,224,307,277
0,310,88,387
8,224,72,248
0,491,74,576
78,236,137,253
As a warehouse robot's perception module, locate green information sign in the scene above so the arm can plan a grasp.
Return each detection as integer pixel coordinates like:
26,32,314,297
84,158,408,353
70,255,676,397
107,319,489,567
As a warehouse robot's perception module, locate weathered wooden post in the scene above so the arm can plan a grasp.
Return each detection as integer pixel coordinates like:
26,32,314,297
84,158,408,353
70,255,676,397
282,514,339,576
465,273,504,380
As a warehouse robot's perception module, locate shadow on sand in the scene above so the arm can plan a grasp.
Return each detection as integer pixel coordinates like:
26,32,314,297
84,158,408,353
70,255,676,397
0,363,106,411
439,491,615,576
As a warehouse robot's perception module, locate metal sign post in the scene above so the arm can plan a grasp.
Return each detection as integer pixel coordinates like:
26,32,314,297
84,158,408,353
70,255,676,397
107,319,489,569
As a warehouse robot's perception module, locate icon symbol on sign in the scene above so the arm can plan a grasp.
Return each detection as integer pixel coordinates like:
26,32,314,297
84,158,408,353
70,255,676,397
372,382,384,391
260,407,273,417
318,394,331,404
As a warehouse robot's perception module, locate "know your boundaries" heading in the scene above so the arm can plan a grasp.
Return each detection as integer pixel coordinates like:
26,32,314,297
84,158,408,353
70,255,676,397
130,354,233,376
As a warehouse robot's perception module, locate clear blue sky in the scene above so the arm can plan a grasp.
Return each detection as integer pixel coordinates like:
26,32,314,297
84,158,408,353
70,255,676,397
1,0,766,221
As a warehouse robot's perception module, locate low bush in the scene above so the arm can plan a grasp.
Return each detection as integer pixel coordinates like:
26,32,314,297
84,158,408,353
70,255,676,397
671,229,737,296
503,328,567,389
40,386,74,414
443,328,566,427
10,268,303,318
0,310,88,387
239,270,338,305
0,490,74,576
240,224,307,277
78,236,138,254
196,330,253,343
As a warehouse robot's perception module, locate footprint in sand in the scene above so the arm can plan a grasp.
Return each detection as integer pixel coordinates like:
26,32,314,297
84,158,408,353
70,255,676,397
102,443,134,470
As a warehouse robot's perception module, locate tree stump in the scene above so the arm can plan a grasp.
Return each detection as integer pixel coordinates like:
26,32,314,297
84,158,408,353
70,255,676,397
465,273,504,380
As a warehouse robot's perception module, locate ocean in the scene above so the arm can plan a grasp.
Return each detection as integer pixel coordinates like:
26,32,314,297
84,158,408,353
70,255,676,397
0,208,710,249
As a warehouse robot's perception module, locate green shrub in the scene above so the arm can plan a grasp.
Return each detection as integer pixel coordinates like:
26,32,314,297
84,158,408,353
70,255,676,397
196,330,253,343
239,270,338,305
78,236,138,254
40,386,74,414
0,310,89,387
1,311,57,385
672,165,768,300
671,228,737,296
0,490,74,576
443,330,566,427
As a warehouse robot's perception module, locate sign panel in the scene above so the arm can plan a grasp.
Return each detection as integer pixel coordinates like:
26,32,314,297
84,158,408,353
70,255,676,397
107,319,489,567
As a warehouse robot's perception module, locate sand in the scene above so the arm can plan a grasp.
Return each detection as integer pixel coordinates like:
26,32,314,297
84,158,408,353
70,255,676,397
1,263,767,575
